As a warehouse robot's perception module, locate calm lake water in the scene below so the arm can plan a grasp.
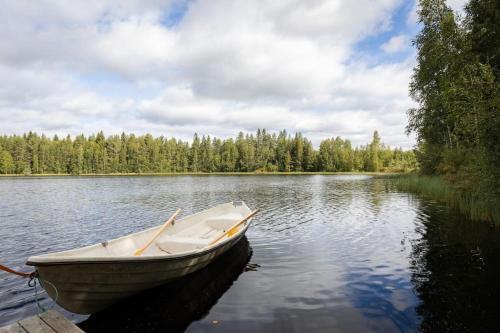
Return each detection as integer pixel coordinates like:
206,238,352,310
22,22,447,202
0,175,499,332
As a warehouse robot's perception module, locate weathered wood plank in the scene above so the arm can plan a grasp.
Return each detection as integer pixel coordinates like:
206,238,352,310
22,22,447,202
39,311,83,333
18,316,55,333
0,322,27,333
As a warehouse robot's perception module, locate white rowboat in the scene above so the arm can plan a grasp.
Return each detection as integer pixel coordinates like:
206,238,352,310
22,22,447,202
26,201,256,314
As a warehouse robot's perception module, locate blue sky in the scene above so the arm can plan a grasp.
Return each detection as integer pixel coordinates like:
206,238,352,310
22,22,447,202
0,0,467,148
355,1,418,65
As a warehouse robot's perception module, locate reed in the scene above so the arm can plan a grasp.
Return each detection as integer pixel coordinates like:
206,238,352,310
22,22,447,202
390,174,500,225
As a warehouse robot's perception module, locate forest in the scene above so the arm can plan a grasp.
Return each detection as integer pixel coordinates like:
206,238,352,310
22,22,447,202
405,0,499,221
0,130,416,174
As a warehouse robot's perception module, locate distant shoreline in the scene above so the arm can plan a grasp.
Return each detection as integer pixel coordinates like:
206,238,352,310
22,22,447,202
0,171,404,177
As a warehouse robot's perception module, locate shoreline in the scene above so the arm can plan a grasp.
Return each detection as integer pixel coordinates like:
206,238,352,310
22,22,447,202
0,171,405,177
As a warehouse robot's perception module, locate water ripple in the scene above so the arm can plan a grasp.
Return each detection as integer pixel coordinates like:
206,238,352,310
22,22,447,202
1,176,499,332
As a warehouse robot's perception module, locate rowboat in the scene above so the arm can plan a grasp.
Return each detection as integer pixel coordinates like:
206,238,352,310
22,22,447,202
26,201,257,314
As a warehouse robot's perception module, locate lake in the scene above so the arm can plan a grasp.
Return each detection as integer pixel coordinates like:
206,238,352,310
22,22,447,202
0,175,499,332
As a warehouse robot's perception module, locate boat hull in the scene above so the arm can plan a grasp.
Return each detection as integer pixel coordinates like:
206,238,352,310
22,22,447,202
33,231,246,314
79,237,252,332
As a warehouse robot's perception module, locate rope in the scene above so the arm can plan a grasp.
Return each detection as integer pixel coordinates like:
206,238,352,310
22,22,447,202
0,263,58,313
0,263,35,278
28,276,45,312
28,274,59,313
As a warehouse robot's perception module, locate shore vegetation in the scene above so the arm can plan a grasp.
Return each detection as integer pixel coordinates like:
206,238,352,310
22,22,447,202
402,0,499,223
0,130,416,175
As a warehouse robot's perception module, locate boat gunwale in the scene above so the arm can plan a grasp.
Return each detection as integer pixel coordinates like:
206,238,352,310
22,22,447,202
26,221,251,266
26,201,253,266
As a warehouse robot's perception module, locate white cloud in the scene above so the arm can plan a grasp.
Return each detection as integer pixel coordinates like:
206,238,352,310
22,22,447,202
93,18,178,77
139,85,221,125
0,63,133,133
265,0,399,42
381,35,409,53
0,0,417,148
407,1,419,26
447,0,468,14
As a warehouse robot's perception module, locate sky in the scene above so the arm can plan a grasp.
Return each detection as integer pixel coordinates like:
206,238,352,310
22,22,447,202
0,0,467,148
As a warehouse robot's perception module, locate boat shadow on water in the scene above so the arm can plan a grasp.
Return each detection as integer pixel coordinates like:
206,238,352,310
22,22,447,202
78,236,253,333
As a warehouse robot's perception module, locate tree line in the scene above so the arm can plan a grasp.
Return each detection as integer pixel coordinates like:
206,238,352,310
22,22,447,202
408,0,499,218
0,130,416,174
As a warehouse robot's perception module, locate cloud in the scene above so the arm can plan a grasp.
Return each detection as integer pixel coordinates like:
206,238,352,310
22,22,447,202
138,85,221,125
266,0,399,42
174,0,402,102
0,63,132,133
406,1,419,26
139,58,416,146
381,35,409,53
0,0,417,148
93,18,178,78
447,0,468,14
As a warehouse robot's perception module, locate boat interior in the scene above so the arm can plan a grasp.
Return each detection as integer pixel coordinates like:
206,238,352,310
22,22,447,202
27,201,252,262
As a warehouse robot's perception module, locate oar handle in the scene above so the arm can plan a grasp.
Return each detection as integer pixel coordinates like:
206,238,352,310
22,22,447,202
134,209,181,256
209,209,259,246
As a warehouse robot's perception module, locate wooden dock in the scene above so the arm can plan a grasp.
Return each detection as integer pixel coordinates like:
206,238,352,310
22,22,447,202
0,311,83,333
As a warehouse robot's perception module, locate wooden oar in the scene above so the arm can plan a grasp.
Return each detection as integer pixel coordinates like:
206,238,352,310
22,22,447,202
209,209,259,246
134,209,181,256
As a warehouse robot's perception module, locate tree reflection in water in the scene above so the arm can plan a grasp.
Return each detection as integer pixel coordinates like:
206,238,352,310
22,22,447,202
410,203,500,332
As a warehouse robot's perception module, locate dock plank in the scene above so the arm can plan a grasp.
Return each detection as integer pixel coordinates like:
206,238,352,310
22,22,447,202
1,311,83,333
0,322,27,333
18,316,55,333
39,311,83,333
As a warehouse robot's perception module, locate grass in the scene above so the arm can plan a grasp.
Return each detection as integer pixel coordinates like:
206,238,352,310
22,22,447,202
390,174,500,225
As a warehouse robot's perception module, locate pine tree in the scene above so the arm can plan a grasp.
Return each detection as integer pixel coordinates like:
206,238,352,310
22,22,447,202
190,133,201,172
368,131,381,172
0,149,14,174
0,130,416,174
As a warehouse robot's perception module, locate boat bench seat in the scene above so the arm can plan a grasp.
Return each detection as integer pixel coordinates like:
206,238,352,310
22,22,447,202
156,235,209,254
205,213,244,231
156,213,244,254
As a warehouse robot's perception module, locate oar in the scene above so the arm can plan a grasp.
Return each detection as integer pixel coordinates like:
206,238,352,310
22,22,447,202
134,209,181,256
209,209,259,246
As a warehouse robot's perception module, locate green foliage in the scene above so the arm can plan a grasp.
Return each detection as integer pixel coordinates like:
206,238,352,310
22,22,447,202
467,0,500,80
368,130,381,172
0,130,416,175
0,149,14,174
407,0,500,222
